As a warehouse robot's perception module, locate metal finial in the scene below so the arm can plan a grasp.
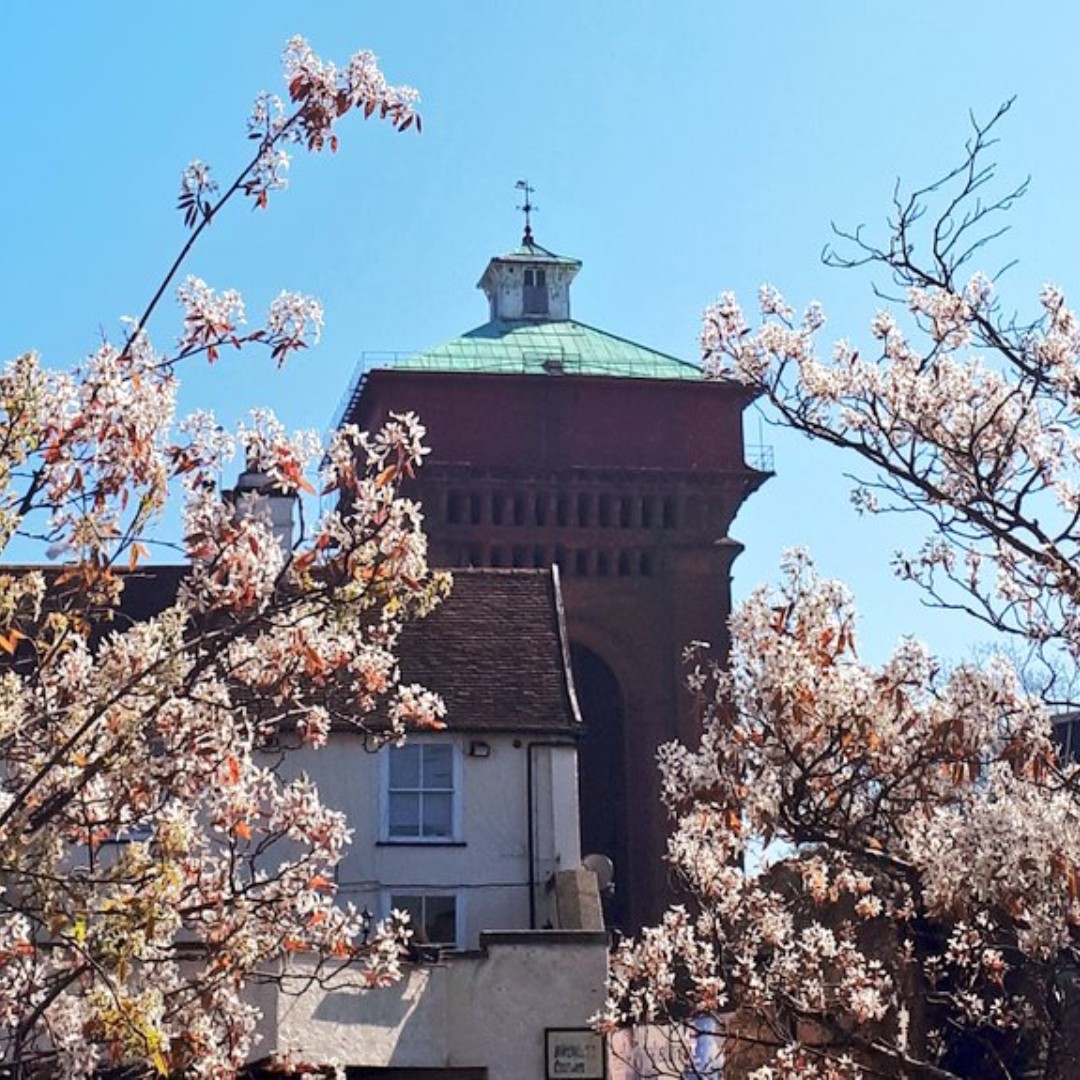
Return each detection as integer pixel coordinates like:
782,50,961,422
515,179,538,245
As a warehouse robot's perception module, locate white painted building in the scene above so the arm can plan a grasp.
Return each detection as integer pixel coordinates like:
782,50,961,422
249,568,611,1078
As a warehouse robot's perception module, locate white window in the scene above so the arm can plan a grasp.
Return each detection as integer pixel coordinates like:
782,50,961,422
388,891,460,948
382,742,460,842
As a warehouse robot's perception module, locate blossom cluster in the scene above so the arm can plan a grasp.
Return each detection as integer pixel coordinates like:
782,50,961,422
226,37,420,213
702,278,1080,672
608,120,1080,1075
0,36,436,1080
0,402,446,1076
177,38,418,223
604,555,1075,1077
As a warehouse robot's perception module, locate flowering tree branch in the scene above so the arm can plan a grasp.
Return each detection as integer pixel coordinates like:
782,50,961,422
701,104,1080,704
602,557,1076,1078
604,106,1080,1078
0,39,444,1079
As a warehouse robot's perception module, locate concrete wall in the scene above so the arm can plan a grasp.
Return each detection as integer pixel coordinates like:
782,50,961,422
268,931,609,1078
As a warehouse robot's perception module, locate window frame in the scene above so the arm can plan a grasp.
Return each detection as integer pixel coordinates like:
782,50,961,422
380,739,463,844
1053,715,1080,765
385,889,463,949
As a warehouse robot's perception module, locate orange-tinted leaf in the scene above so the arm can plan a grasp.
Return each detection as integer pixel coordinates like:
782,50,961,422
291,551,316,574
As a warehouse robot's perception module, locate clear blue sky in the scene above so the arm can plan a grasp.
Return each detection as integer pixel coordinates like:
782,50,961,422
1,1,1075,666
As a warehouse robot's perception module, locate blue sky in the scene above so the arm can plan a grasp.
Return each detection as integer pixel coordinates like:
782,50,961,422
1,1,1076,666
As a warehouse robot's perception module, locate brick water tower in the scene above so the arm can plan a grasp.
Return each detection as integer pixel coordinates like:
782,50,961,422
341,226,768,934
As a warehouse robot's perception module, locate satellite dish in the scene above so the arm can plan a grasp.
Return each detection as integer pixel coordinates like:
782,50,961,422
582,852,615,892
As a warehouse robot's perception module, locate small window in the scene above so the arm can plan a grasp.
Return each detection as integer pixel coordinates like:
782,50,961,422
384,743,458,841
685,496,703,530
523,267,549,316
598,496,612,528
1054,717,1080,765
389,892,459,948
662,496,678,530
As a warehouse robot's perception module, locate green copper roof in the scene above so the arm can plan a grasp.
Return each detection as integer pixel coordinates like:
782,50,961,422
485,240,582,267
393,319,702,381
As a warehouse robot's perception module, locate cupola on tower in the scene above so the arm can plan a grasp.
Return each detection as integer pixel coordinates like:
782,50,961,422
340,216,769,934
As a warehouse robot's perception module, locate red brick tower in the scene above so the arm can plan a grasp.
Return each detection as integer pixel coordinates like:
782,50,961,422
342,234,768,933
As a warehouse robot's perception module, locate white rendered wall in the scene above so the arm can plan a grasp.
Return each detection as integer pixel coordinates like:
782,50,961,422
286,732,581,948
269,932,609,1078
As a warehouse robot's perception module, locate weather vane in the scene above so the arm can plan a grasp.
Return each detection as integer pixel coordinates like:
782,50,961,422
515,179,537,245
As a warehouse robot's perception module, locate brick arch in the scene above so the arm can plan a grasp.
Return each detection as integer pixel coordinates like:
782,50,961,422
570,641,630,933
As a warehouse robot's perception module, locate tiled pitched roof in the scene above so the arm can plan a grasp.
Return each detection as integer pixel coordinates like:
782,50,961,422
110,565,190,628
73,564,579,737
395,568,581,735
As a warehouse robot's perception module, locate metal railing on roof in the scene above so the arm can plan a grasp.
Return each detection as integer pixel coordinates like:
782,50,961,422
332,352,412,429
746,443,775,473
